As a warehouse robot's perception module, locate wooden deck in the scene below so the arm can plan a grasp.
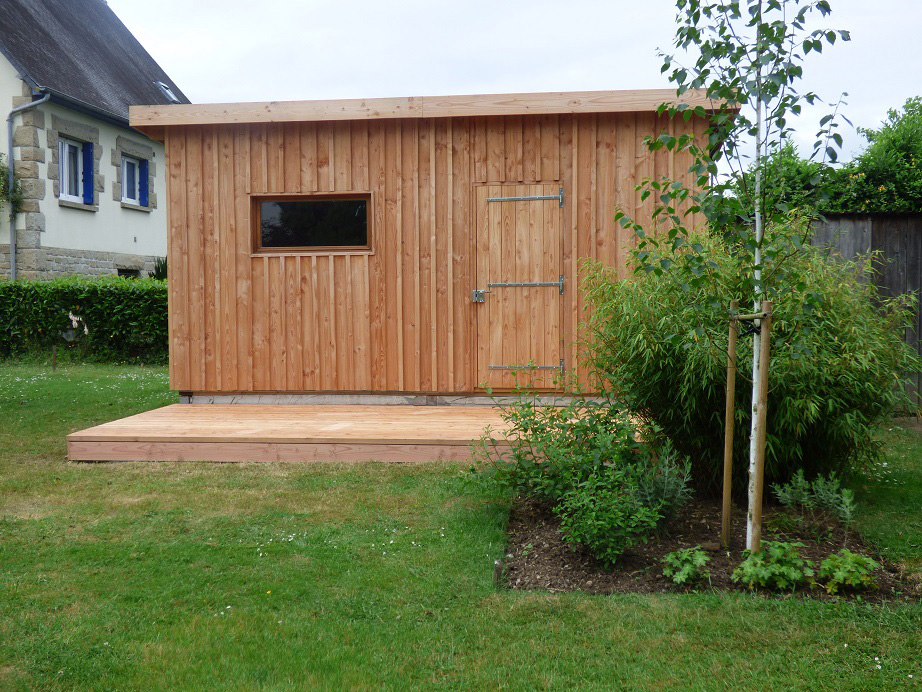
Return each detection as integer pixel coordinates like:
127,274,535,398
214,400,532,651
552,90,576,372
67,404,509,463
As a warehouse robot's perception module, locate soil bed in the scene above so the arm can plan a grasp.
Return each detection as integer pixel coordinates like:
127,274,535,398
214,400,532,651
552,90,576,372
503,497,918,603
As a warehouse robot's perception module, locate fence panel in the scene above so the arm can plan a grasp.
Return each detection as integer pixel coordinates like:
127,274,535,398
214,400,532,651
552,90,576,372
813,213,922,409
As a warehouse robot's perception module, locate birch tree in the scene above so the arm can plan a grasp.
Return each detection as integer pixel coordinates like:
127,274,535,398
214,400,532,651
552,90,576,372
616,0,850,550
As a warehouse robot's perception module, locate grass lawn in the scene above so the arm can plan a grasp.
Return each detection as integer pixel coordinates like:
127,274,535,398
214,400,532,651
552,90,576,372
0,363,920,689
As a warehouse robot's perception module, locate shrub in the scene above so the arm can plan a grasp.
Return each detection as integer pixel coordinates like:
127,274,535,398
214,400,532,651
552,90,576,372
0,277,168,364
732,541,814,591
0,153,22,214
148,256,168,280
818,549,881,595
635,440,693,524
725,141,835,220
585,222,920,496
773,470,858,527
811,476,857,527
723,98,922,217
473,391,692,566
555,471,662,567
472,394,648,503
662,546,711,586
772,469,815,510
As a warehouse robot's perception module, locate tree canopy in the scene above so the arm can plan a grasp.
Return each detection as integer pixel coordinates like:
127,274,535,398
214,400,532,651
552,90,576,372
730,97,922,216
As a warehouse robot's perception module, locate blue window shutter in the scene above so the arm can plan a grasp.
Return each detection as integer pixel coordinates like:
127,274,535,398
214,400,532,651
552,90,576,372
139,159,149,207
82,142,94,205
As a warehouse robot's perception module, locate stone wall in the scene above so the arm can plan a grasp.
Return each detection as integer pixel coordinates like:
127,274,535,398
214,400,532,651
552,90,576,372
8,82,47,271
0,244,158,278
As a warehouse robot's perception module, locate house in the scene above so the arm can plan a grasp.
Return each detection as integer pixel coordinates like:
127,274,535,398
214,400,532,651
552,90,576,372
130,90,712,399
0,0,189,280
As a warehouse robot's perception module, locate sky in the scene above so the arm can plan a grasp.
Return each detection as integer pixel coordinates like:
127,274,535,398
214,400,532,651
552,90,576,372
108,0,920,163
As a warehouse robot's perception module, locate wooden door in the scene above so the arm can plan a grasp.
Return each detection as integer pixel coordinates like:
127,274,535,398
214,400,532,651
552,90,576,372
474,184,564,390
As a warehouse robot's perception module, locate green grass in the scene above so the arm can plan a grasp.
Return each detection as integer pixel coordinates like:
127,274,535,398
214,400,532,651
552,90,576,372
857,422,922,581
1,363,920,690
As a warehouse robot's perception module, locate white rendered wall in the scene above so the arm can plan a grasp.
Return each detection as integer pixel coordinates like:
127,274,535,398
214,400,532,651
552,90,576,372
38,102,167,258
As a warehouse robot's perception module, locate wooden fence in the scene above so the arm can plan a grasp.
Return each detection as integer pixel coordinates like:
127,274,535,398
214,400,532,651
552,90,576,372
812,213,922,408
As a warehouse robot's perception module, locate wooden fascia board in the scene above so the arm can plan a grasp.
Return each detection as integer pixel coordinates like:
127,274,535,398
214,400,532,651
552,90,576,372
132,124,164,142
130,89,723,129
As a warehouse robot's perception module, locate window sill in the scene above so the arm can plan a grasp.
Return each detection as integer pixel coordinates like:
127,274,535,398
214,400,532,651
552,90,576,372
252,249,375,258
59,199,98,212
121,202,151,213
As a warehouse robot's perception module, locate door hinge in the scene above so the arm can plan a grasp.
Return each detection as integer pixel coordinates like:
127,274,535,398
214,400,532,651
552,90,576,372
482,275,564,295
488,359,566,374
486,188,563,208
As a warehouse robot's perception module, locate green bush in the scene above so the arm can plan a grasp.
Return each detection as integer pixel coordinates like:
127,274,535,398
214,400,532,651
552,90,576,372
0,153,22,214
585,224,920,496
772,469,815,510
818,549,881,595
773,470,858,527
732,541,815,591
0,277,168,364
662,546,711,586
724,98,922,216
555,471,662,567
473,392,692,565
828,97,922,212
635,440,693,524
472,394,648,503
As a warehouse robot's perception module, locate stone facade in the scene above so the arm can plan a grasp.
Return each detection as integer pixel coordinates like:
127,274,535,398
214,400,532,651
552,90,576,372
47,112,103,210
111,135,157,209
6,81,47,271
0,243,158,278
2,80,167,280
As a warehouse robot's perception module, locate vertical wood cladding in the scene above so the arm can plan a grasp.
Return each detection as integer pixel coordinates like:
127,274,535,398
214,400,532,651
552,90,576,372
166,113,707,393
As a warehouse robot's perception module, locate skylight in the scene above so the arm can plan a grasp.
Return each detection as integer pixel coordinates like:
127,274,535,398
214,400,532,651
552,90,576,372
156,81,180,104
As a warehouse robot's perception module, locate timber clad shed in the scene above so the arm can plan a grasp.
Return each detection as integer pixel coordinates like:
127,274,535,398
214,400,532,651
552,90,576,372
130,89,712,398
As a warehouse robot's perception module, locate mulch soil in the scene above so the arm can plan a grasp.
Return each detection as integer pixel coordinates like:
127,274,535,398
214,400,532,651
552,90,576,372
502,497,920,603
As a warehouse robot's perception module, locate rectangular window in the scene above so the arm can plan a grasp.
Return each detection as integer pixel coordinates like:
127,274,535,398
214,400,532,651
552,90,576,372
256,195,370,251
122,155,140,204
59,137,85,203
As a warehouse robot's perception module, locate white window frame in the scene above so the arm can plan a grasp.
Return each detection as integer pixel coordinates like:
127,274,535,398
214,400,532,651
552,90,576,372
121,155,141,205
59,137,84,203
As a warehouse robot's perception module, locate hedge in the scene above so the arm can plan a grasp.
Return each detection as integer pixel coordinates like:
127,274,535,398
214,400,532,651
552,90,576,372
0,277,168,363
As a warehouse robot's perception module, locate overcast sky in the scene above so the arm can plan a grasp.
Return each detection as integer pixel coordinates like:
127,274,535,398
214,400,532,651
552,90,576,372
109,0,919,162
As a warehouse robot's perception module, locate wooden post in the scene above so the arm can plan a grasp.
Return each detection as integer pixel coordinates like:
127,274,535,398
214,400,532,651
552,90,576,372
721,300,739,549
749,300,773,554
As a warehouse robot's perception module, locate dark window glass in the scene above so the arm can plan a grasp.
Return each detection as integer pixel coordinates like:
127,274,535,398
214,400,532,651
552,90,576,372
259,198,368,248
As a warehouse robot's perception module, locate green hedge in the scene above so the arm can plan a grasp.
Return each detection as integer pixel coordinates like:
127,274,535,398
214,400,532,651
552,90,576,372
0,277,168,363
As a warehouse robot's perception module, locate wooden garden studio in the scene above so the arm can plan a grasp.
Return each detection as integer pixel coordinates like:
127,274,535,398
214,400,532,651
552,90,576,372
68,89,711,463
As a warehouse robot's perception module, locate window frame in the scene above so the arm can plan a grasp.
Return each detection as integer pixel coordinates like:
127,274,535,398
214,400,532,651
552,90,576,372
59,137,84,203
121,155,141,205
252,193,373,255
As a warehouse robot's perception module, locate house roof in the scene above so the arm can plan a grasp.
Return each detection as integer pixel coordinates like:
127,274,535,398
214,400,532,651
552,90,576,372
130,89,718,138
0,0,189,124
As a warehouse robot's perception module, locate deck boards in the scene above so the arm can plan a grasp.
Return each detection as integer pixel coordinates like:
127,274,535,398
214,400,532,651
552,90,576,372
67,404,508,463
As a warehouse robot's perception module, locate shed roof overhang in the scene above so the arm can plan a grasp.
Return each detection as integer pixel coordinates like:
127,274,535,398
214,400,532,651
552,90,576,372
130,88,720,141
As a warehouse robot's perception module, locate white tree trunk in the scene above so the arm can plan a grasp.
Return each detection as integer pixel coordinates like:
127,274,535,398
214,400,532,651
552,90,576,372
746,83,765,552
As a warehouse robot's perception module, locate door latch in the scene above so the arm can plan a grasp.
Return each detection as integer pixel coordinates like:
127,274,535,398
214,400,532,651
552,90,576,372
472,289,487,303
